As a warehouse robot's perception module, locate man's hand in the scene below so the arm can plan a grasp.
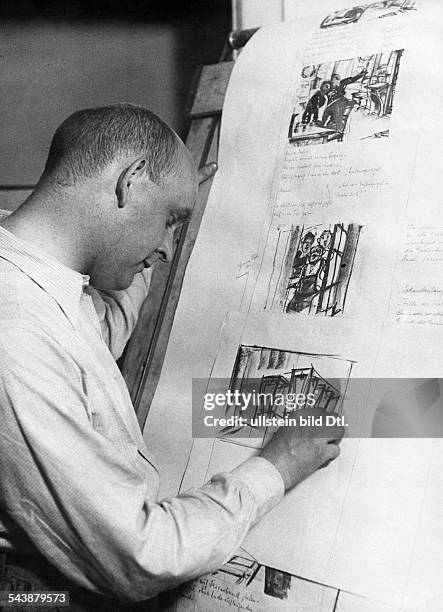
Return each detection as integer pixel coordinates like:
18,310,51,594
198,162,218,185
259,406,345,492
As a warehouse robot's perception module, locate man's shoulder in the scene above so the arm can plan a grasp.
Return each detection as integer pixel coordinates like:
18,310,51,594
0,259,59,329
0,318,83,396
0,304,77,374
0,262,83,373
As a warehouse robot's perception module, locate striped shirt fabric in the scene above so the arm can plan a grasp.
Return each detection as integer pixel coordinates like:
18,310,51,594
0,217,284,600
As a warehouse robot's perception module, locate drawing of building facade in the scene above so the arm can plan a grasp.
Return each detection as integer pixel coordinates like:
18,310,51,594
219,345,352,446
258,365,341,419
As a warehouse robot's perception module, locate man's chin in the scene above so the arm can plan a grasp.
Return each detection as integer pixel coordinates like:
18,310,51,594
91,275,134,292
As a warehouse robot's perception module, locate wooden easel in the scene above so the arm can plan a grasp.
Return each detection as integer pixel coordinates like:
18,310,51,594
119,29,258,429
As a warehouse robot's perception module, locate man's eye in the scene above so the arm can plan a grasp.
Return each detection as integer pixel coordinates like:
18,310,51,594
166,209,192,229
166,215,178,229
167,214,189,229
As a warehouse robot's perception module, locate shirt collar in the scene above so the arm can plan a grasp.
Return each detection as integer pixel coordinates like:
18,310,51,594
0,221,89,326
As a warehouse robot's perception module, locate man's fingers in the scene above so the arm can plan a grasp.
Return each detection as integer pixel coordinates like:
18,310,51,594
198,162,218,184
300,406,346,443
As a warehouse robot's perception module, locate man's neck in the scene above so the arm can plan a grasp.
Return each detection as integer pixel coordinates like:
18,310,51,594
0,188,93,274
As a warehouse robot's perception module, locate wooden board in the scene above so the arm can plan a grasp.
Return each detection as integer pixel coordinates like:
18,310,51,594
186,62,234,118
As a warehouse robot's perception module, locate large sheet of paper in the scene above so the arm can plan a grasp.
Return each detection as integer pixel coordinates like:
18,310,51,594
146,1,443,609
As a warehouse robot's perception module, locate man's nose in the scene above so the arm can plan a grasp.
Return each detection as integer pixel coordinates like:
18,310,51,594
156,226,175,263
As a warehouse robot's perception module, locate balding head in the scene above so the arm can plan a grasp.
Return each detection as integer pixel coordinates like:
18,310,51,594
41,103,180,187
4,104,198,291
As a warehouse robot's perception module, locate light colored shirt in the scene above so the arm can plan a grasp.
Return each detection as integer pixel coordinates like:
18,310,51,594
0,219,284,600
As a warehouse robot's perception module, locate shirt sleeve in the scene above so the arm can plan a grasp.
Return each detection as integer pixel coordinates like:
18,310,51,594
88,269,152,359
0,324,284,601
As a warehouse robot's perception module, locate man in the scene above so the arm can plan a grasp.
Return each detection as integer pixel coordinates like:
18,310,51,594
290,231,315,279
302,80,331,124
322,88,356,141
286,244,325,313
318,229,332,251
0,104,343,609
328,69,367,104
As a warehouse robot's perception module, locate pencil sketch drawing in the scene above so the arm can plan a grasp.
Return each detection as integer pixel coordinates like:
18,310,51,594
175,547,345,611
320,1,417,29
264,567,292,600
219,345,354,446
288,50,404,145
263,224,361,317
211,554,260,587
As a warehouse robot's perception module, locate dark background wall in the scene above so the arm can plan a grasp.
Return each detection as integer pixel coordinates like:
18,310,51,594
0,1,231,186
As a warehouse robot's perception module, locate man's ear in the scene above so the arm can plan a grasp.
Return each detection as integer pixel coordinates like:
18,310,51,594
115,158,146,208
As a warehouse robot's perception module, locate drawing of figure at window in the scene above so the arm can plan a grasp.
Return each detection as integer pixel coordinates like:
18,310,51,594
264,223,361,317
317,70,366,141
288,50,404,144
286,245,326,313
286,230,334,312
327,69,367,104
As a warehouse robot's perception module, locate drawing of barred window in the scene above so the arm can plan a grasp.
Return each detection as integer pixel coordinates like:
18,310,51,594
265,223,361,317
